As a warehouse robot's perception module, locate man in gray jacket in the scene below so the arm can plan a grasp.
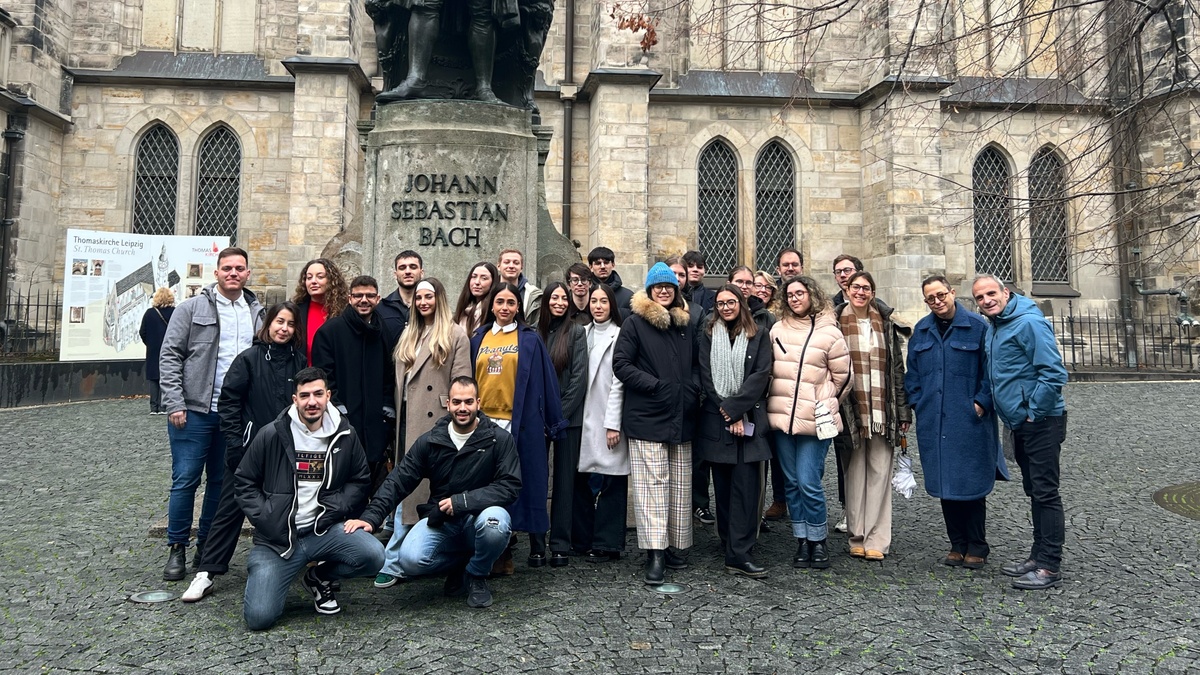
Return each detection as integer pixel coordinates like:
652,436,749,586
158,247,263,581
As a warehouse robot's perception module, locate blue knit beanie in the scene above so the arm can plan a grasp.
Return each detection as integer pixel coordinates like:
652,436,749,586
643,262,679,290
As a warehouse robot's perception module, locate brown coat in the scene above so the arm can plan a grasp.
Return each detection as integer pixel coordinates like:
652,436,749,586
767,311,852,436
393,323,472,524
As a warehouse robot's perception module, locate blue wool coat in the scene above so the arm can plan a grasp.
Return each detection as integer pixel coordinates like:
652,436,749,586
903,302,1009,500
471,323,568,533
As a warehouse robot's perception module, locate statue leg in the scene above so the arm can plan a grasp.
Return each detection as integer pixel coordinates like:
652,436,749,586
387,9,439,99
467,10,501,103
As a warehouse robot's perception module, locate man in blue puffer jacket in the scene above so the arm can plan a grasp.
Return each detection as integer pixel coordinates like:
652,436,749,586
971,274,1068,591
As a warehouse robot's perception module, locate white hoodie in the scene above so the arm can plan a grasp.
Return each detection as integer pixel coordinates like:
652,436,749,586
287,404,343,530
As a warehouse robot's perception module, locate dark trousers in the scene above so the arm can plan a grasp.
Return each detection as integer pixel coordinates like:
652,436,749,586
577,474,628,552
549,427,585,554
768,456,787,504
692,451,712,511
940,498,989,558
197,458,246,576
710,460,763,565
833,430,853,506
1013,415,1065,571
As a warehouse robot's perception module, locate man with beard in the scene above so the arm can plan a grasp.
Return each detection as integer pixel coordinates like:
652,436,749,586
498,248,542,325
346,377,521,608
377,250,424,350
236,368,384,630
311,276,396,491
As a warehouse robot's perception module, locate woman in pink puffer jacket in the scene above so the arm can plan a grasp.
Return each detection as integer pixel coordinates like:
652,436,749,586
767,276,851,570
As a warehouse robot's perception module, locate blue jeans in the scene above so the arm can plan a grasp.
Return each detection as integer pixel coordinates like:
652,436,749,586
243,527,385,631
166,410,225,545
395,506,511,578
775,432,831,541
378,508,414,578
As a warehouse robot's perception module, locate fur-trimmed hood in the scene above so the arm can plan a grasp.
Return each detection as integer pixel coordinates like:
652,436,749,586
630,290,691,330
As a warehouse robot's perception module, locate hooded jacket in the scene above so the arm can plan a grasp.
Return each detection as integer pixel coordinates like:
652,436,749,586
767,311,852,436
983,293,1067,429
613,290,699,444
376,289,411,352
158,285,265,415
602,270,634,314
516,274,544,326
217,339,307,467
234,405,369,558
359,413,521,529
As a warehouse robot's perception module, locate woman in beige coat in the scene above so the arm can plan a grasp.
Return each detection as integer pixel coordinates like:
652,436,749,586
375,277,471,587
767,276,851,570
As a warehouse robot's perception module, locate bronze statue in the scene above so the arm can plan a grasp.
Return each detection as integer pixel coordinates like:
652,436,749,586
368,0,553,119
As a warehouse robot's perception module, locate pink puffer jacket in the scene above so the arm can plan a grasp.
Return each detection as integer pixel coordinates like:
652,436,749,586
767,311,852,436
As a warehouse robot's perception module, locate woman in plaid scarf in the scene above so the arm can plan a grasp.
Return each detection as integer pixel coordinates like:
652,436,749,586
836,271,911,561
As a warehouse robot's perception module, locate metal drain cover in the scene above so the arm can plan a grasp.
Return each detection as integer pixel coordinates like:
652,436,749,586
129,590,178,603
1153,482,1200,521
649,583,687,595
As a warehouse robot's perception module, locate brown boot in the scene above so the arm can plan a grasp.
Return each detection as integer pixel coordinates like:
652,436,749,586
763,501,787,521
490,544,515,577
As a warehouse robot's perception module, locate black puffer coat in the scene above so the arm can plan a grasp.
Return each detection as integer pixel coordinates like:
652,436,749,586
217,339,307,468
613,290,699,444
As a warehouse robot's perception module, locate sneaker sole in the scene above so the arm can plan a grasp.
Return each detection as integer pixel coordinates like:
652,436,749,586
809,560,831,569
725,566,768,579
467,597,493,608
181,584,214,602
374,578,399,588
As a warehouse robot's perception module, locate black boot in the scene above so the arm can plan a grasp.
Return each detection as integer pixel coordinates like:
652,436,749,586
664,548,689,570
528,532,547,567
163,544,187,581
190,540,205,573
644,550,666,585
793,539,810,568
810,539,831,569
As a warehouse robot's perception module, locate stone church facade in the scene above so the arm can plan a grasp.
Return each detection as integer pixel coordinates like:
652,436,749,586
0,0,1194,326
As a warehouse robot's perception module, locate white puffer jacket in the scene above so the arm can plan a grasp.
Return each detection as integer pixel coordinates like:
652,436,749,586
766,310,852,436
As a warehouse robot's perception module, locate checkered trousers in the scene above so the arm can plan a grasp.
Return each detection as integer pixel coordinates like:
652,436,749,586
628,438,693,550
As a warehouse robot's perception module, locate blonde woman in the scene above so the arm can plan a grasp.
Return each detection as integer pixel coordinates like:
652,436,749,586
139,287,176,414
375,277,472,588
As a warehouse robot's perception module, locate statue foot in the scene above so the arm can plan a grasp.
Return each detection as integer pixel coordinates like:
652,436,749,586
475,87,503,104
378,79,426,103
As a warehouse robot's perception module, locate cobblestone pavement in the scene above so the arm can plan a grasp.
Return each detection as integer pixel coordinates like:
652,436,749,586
1,382,1197,674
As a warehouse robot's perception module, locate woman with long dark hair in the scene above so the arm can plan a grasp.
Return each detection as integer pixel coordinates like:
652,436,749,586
292,258,348,362
836,271,910,561
767,276,851,569
454,262,501,335
538,282,589,566
181,301,306,602
698,284,773,577
373,277,472,588
577,283,629,561
613,262,700,586
470,283,567,572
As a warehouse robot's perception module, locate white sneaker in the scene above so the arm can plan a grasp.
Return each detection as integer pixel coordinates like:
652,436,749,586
834,517,848,533
181,572,214,602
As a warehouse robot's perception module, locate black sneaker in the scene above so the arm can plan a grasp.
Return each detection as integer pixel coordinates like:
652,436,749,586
301,567,341,615
466,575,493,608
443,566,468,598
694,508,715,525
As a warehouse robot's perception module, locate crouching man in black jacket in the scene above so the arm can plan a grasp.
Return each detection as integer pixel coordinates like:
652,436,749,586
344,376,521,608
234,367,385,630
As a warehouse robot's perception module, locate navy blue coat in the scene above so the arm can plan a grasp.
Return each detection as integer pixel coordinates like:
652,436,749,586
470,323,568,533
903,302,1009,500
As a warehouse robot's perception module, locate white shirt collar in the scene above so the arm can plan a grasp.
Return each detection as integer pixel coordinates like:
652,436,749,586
213,290,244,306
490,321,518,335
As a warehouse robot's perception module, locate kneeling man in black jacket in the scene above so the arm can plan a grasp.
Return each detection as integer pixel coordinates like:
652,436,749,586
344,376,521,608
235,367,385,630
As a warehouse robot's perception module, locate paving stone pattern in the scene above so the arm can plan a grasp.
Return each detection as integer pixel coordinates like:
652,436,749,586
1,383,1197,673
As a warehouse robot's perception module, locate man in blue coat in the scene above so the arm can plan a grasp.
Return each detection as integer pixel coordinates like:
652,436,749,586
972,274,1068,590
905,275,1008,570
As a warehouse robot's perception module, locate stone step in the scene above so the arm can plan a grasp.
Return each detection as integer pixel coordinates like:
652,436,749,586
148,500,254,538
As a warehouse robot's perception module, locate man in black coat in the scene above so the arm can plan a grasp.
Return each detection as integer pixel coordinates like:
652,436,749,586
376,250,423,351
588,246,634,314
345,377,521,609
234,367,385,630
311,275,396,490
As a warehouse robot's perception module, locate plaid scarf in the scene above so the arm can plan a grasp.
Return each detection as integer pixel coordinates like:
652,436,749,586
839,304,887,437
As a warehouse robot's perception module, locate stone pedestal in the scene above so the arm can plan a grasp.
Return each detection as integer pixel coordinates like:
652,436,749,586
362,100,541,289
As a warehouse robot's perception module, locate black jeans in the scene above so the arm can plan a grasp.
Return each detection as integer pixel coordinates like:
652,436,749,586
1013,414,1066,571
940,498,989,558
549,427,585,554
580,474,628,553
692,455,712,511
710,460,763,565
197,449,247,576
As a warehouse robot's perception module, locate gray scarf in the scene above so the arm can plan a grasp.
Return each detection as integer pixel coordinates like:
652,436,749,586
710,321,748,399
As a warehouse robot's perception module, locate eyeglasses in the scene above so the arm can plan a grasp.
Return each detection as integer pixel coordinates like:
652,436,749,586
753,283,772,291
834,267,857,276
924,291,951,305
715,300,739,309
350,292,379,300
650,285,675,293
786,291,809,300
731,279,753,287
848,284,873,293
568,278,590,286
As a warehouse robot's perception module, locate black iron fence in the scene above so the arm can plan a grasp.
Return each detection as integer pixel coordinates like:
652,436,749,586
1051,300,1198,372
1,290,62,356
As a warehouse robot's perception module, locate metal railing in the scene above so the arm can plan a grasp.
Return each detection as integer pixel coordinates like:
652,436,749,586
1052,300,1198,371
1,289,62,356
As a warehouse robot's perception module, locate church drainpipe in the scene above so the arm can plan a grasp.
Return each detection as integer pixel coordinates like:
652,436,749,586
560,0,575,240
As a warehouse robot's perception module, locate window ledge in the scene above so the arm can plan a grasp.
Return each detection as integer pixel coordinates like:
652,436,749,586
1031,282,1080,298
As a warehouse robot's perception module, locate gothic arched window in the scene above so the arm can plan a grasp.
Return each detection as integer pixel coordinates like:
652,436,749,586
754,141,796,270
697,139,739,276
194,127,242,243
132,124,180,236
1028,147,1070,283
972,146,1015,281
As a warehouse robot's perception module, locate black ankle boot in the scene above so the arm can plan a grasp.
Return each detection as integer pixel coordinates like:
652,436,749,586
163,544,187,581
644,550,666,585
809,539,830,569
528,532,547,567
793,539,810,568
